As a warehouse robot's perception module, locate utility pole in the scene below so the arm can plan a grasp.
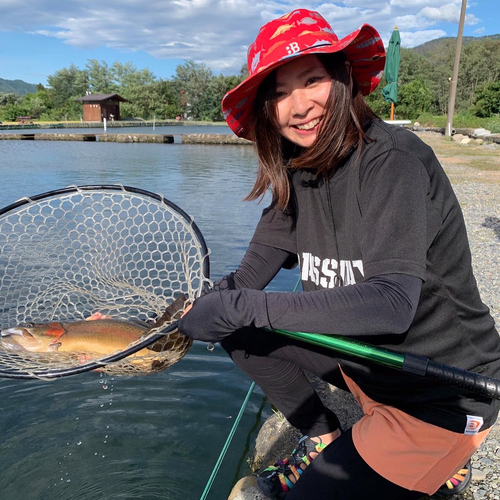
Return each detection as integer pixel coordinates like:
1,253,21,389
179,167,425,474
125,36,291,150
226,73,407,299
446,0,467,137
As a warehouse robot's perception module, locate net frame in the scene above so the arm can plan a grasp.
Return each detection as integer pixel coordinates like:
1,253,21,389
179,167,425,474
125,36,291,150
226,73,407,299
0,185,210,379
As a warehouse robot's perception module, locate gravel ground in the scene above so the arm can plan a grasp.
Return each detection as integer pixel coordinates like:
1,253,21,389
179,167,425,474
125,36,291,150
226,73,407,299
229,135,500,500
431,149,500,500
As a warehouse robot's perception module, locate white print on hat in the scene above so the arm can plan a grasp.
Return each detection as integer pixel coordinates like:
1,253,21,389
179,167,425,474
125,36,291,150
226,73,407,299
286,42,300,54
464,415,484,435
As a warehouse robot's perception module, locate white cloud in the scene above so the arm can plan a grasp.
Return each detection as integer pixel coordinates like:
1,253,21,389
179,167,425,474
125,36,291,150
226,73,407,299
474,27,485,34
390,0,452,6
399,29,448,47
394,14,433,30
420,3,479,25
0,0,485,74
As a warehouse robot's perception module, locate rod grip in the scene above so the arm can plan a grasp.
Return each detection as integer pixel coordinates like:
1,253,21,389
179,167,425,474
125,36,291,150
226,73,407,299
404,353,500,400
426,359,500,400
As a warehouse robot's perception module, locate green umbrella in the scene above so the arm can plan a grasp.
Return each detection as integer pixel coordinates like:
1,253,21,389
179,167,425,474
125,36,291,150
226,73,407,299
382,27,401,119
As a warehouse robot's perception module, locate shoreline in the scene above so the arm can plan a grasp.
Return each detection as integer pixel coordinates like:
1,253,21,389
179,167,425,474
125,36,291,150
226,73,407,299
0,132,252,145
0,120,229,131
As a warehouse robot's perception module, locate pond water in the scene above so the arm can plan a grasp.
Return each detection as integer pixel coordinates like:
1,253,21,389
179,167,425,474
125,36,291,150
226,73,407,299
0,135,300,500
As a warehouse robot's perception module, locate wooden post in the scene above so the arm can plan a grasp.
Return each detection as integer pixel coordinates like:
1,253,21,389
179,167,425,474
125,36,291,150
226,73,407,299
390,103,395,121
446,0,467,136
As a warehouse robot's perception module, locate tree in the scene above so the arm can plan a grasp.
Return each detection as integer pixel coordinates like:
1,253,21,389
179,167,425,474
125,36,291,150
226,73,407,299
22,90,50,118
474,81,500,117
112,62,156,90
366,75,392,117
171,61,213,120
3,104,23,121
198,74,245,122
47,64,89,107
86,60,117,94
0,92,17,106
112,62,161,118
239,63,249,79
456,39,500,110
398,49,433,86
155,79,183,119
397,80,436,119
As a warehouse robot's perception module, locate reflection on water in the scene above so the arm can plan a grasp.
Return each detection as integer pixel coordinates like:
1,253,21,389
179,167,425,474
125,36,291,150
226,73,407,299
0,139,300,499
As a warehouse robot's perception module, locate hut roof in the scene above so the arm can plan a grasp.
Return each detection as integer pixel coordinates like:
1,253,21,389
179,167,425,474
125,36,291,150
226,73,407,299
75,94,129,103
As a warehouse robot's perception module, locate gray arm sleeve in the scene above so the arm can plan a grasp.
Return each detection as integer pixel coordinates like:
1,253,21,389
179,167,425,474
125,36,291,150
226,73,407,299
208,242,297,292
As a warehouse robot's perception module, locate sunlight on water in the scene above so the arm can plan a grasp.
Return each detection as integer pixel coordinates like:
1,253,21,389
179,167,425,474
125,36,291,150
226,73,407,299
0,137,299,499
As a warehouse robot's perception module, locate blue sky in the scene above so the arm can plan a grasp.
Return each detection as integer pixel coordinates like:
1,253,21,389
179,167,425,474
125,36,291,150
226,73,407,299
0,0,498,85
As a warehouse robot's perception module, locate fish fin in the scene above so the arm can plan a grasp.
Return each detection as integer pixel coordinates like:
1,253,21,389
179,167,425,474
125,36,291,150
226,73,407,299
47,342,62,352
149,294,189,330
86,312,112,321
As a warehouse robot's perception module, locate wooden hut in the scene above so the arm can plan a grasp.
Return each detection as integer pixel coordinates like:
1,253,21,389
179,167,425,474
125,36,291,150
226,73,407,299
76,94,128,122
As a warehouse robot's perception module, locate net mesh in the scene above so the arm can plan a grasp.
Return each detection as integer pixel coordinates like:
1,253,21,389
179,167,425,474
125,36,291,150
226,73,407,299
0,186,209,378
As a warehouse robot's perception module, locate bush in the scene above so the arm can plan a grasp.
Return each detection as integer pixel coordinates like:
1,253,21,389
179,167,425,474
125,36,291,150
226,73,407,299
474,81,500,118
366,92,392,118
397,80,436,120
3,104,25,121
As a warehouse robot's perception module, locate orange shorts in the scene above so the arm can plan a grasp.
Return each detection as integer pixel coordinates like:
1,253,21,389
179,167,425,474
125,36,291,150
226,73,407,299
341,370,491,494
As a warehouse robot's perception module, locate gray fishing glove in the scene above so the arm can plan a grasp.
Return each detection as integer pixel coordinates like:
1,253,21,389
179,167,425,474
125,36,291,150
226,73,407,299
178,289,271,343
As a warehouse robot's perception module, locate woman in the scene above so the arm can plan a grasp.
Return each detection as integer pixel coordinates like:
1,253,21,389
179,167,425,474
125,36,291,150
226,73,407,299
178,9,500,499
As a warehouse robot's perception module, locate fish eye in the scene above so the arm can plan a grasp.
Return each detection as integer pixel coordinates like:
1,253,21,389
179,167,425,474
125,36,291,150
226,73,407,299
24,323,34,328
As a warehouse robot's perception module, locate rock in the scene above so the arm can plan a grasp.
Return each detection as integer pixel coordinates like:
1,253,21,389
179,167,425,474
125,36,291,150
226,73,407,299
453,134,465,142
308,375,364,430
228,476,267,500
250,412,300,473
232,380,364,500
474,128,491,137
472,467,488,481
461,137,472,144
182,133,252,145
474,138,484,145
414,122,420,127
98,133,174,143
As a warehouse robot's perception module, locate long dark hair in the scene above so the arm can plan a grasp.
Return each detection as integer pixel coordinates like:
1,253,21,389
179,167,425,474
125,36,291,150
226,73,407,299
246,52,377,209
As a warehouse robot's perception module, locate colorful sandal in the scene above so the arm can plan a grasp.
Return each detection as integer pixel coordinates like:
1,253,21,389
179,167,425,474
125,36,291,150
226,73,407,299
257,436,327,499
257,458,303,499
292,435,326,467
436,459,472,496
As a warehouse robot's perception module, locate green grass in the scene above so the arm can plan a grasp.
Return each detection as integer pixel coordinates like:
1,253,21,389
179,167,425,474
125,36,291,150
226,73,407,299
416,112,500,133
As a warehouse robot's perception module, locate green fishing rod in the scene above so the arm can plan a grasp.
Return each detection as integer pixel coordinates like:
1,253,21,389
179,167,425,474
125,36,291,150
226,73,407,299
272,328,500,400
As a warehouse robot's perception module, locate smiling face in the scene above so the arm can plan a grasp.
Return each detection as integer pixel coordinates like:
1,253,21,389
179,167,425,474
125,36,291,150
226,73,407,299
275,54,332,149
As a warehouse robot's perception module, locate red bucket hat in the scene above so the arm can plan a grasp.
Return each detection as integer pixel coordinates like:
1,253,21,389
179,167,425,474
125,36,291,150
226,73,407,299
222,9,386,139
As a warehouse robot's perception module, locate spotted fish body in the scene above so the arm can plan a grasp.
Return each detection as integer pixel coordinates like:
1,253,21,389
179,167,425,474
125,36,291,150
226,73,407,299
0,295,191,374
0,319,150,355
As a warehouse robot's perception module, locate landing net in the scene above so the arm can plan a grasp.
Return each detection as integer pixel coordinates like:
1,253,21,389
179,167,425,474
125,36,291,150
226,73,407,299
0,185,210,379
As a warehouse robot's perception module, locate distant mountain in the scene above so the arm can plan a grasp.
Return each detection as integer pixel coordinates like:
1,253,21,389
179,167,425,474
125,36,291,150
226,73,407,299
412,34,500,58
0,78,38,95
